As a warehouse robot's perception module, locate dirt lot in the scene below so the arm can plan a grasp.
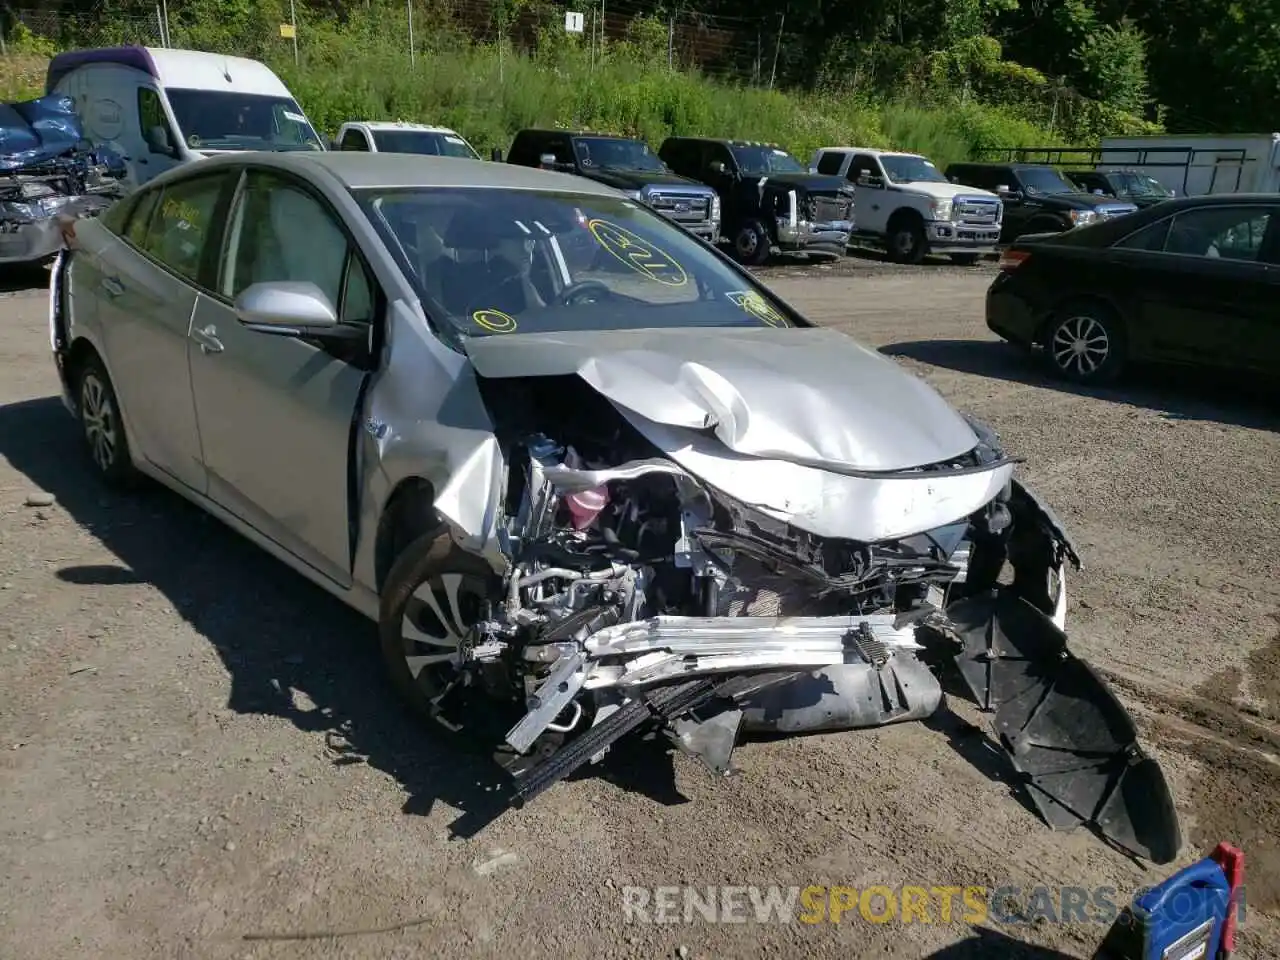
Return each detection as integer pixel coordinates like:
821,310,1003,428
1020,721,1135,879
2,254,1278,959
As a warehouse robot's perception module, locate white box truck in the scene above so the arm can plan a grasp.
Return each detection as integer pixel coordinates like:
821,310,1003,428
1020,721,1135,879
1097,134,1280,197
46,45,326,189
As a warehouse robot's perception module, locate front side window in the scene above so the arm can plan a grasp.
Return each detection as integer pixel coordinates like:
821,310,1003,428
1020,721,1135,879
730,144,806,176
1119,172,1173,198
574,137,666,173
163,89,324,152
137,88,174,153
221,171,373,324
1165,207,1274,261
138,173,226,282
359,188,797,342
370,130,479,159
880,155,948,184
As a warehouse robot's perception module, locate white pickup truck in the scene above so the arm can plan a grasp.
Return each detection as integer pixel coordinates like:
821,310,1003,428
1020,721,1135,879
333,121,481,159
810,147,1003,264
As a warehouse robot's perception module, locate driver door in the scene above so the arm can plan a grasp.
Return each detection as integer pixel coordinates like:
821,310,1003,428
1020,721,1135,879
847,154,888,234
187,168,379,589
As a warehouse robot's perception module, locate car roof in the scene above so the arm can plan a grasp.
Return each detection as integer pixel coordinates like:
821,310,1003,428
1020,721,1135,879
816,147,919,158
347,121,462,135
517,129,637,141
144,151,623,195
48,46,291,98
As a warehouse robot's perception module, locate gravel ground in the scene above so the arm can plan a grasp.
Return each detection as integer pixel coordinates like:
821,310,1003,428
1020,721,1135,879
1,252,1277,959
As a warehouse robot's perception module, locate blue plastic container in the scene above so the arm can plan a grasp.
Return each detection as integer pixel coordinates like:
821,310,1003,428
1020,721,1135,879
1095,856,1232,960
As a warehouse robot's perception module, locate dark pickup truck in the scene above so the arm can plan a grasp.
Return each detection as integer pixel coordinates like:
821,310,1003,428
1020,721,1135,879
1062,168,1175,209
944,161,1138,243
657,136,855,264
500,129,721,243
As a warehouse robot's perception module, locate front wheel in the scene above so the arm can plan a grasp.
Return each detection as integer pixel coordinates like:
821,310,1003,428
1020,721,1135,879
77,354,138,487
379,528,507,738
886,218,926,264
1043,304,1127,384
731,220,772,265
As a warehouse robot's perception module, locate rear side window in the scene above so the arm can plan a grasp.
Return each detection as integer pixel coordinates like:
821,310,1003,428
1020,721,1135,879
339,128,370,151
815,151,846,175
1114,218,1171,252
139,174,227,283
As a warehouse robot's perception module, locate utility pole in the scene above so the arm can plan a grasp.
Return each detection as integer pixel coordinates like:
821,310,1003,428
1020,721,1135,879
289,0,299,64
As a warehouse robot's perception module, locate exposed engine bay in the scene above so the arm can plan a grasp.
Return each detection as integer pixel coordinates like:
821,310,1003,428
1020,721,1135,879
416,368,1180,866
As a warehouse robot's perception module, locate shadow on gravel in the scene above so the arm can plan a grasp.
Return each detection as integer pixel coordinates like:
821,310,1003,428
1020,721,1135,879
0,394,694,838
922,927,1079,958
881,338,1280,432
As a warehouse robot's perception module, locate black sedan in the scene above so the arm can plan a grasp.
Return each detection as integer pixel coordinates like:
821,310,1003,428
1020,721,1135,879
985,193,1279,384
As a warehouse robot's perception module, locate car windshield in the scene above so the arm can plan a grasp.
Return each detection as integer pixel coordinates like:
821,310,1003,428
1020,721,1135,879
359,188,796,341
164,89,323,152
1015,166,1081,195
731,145,806,175
574,137,666,173
370,130,479,159
880,154,948,184
1119,172,1173,197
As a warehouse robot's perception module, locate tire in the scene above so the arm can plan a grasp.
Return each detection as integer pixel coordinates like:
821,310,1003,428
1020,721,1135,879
886,216,926,264
731,220,771,265
76,353,138,487
1043,302,1127,384
950,253,982,266
378,528,509,738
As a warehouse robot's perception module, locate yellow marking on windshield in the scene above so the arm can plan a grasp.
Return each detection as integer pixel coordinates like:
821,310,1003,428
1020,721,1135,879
587,218,688,287
726,290,787,327
472,308,518,333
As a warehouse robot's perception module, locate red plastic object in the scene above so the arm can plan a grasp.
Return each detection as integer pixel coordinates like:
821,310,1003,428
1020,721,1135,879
1209,842,1244,958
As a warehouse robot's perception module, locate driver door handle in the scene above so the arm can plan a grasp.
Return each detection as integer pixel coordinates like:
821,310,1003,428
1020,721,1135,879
100,276,125,298
192,324,224,354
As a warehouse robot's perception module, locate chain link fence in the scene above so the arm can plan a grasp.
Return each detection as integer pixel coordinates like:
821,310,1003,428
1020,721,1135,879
3,0,818,89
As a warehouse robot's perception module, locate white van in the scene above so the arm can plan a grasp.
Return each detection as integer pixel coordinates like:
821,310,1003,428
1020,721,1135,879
46,46,325,189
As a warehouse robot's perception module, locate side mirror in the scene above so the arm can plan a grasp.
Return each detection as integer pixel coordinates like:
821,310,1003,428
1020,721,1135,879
145,124,177,157
708,160,727,176
997,185,1023,201
234,281,362,342
491,147,504,162
539,153,557,169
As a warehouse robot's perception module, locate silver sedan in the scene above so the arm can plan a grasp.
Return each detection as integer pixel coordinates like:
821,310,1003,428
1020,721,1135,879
50,151,1178,862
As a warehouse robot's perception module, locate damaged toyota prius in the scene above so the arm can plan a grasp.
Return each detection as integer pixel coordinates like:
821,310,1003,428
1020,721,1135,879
51,152,1179,864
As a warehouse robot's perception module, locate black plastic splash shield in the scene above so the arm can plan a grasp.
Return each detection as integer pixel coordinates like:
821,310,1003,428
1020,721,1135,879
947,587,1181,865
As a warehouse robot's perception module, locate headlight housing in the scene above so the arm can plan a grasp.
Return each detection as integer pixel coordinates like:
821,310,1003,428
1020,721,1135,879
929,198,954,221
710,194,721,222
625,189,643,202
1069,209,1098,226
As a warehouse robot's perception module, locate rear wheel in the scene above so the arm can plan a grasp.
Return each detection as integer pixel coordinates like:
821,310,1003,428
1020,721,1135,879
732,220,771,265
1043,303,1127,384
77,354,137,488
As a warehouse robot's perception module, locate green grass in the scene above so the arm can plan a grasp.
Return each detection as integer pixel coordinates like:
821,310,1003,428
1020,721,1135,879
273,38,1055,168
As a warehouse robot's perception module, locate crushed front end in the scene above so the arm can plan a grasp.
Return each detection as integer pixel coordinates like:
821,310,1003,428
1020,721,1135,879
0,94,126,265
424,356,1179,865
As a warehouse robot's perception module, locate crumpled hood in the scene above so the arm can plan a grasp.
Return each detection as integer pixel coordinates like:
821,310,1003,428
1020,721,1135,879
463,326,979,472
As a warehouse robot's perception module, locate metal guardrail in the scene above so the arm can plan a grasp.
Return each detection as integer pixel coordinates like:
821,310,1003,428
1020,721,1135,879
974,145,1255,195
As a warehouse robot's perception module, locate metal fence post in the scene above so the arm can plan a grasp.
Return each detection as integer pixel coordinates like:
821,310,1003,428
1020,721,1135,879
768,11,784,90
667,16,674,70
407,0,415,67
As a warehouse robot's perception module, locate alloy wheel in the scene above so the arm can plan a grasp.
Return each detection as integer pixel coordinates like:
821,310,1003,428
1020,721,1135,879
81,372,119,473
736,229,759,258
1051,315,1110,379
397,570,490,705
